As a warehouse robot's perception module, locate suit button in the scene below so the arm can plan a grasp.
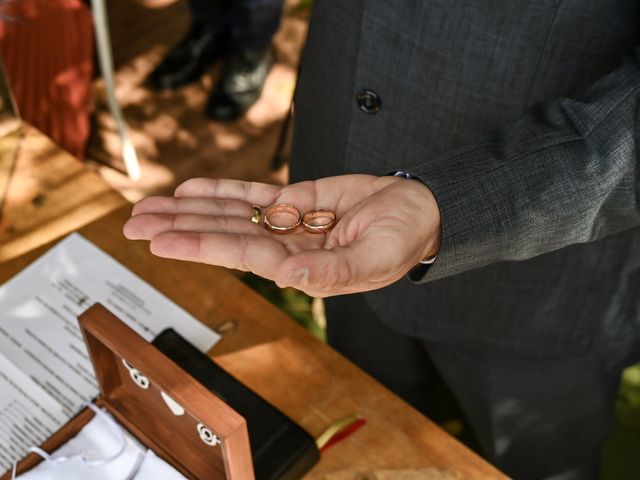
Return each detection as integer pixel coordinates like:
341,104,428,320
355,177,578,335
356,89,382,114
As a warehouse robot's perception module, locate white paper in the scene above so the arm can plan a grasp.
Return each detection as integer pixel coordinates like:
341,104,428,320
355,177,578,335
0,233,220,474
0,354,68,471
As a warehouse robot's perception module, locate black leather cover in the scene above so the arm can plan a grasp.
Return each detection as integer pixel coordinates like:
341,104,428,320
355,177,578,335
152,329,319,480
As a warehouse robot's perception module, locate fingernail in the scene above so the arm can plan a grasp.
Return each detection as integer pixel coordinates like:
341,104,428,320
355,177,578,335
287,268,308,286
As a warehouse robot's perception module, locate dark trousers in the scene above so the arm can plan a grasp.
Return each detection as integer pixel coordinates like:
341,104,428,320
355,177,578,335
188,0,282,49
325,293,640,480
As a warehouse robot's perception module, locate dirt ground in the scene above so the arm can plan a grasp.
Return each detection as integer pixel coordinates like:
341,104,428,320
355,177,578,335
87,0,308,202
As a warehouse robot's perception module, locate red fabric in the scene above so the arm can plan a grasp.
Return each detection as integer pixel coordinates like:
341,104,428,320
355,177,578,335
0,0,94,159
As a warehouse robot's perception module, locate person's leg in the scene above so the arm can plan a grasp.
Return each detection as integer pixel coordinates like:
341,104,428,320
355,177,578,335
147,0,231,90
424,339,640,480
228,0,282,50
206,0,283,120
324,294,439,414
188,0,231,34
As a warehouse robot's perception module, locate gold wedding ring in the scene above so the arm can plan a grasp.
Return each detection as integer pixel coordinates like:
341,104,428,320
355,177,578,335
264,204,302,234
251,205,261,224
302,209,336,233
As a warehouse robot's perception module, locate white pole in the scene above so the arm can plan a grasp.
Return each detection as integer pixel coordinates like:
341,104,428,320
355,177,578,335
92,0,141,182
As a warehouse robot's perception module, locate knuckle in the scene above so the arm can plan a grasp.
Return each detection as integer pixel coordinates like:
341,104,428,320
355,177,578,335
246,182,257,199
338,258,355,287
314,258,352,291
241,181,252,200
237,235,251,272
312,262,333,290
213,198,223,209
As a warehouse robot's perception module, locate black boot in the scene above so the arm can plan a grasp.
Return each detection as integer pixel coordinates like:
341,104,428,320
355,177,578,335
147,22,228,90
205,47,273,121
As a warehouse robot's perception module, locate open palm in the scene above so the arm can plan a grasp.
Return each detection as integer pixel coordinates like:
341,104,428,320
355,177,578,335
123,174,440,297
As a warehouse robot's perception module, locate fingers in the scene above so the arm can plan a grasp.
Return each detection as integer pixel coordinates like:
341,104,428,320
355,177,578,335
175,178,324,216
131,196,252,218
174,178,282,206
174,176,376,215
123,213,264,240
125,201,289,279
149,231,288,279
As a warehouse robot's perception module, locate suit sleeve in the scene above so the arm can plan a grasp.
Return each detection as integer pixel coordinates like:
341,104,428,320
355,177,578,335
405,48,640,282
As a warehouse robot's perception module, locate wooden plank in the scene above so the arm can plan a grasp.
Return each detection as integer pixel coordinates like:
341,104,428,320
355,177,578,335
0,122,20,216
0,124,127,261
0,206,507,479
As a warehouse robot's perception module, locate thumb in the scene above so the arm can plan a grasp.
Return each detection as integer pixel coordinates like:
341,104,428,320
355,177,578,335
275,247,355,292
275,239,390,295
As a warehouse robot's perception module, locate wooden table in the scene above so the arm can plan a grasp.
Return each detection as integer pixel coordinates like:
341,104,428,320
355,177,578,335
0,124,126,261
0,128,506,479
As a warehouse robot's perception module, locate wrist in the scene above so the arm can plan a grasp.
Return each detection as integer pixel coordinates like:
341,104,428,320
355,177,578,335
408,177,441,261
389,170,442,263
418,193,441,261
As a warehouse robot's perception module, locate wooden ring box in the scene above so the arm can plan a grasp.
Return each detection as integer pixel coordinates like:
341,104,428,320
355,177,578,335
7,303,259,479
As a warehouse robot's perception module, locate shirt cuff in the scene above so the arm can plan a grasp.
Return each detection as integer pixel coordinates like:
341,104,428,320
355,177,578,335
392,170,439,268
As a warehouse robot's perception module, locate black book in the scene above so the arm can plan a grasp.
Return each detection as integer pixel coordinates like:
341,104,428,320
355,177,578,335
152,329,320,480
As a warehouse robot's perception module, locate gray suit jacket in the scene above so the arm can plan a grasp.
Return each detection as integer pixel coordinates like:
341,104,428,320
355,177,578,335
290,0,640,355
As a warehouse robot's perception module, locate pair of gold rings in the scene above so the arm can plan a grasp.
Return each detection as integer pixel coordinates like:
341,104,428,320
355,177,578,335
251,204,336,234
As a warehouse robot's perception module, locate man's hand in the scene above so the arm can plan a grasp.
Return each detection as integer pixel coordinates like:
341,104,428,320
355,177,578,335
123,175,441,298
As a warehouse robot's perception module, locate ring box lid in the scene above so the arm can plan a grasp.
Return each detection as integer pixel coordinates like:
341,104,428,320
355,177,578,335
79,303,254,480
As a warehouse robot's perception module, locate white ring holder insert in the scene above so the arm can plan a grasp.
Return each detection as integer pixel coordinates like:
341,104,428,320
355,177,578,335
196,424,221,446
121,359,150,390
160,392,185,416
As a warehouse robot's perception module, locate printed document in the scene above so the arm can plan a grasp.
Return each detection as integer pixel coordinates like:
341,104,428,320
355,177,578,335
0,233,220,473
